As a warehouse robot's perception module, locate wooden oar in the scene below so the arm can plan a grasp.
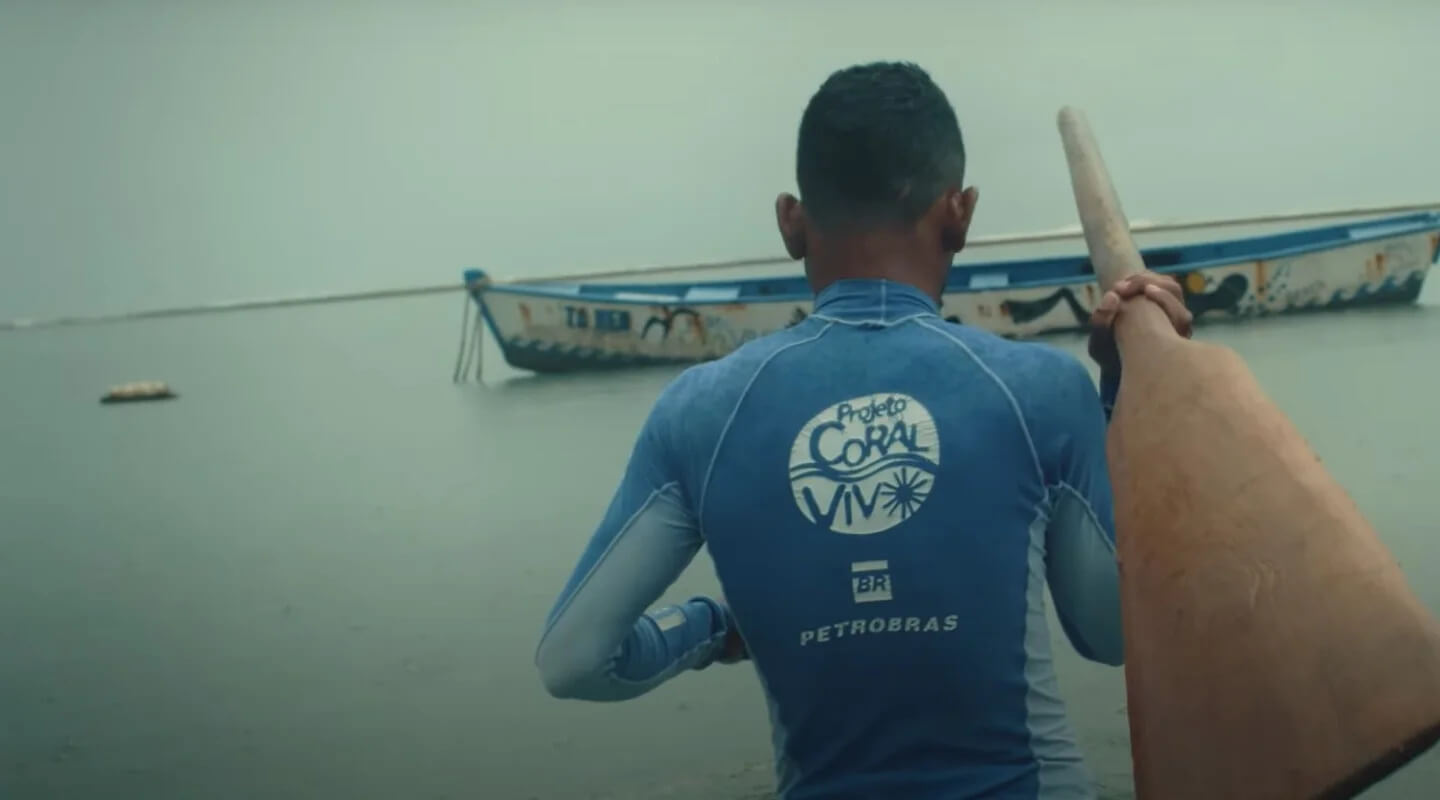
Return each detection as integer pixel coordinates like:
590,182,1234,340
1057,105,1440,799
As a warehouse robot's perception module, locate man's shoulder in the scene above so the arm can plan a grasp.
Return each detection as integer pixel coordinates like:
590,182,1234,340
642,327,824,498
923,319,1102,440
924,318,1094,387
651,323,825,428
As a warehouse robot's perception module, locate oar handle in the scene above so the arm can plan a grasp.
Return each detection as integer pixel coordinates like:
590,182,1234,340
1057,107,1148,290
1057,106,1179,343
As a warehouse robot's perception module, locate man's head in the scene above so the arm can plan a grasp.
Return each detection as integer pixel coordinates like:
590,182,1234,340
776,62,977,299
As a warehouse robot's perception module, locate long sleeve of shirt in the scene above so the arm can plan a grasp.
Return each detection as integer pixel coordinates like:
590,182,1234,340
533,375,733,702
1100,369,1120,422
1039,359,1125,666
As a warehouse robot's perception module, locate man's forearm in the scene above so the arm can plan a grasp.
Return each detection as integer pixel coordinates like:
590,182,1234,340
613,596,733,681
538,596,733,702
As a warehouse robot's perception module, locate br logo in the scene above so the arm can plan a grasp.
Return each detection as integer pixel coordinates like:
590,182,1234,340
787,393,940,535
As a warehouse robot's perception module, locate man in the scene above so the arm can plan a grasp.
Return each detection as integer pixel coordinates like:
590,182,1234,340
534,62,1192,799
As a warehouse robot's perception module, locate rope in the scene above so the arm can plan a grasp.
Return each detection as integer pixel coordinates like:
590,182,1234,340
467,308,484,383
4,199,1436,333
451,292,473,383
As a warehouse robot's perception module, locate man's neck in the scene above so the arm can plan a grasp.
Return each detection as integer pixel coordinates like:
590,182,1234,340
806,233,948,302
812,247,944,303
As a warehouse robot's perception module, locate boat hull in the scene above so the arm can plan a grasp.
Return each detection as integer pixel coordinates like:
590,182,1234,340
470,220,1440,374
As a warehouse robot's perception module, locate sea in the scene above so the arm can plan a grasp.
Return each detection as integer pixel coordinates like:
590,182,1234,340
3,2,1440,798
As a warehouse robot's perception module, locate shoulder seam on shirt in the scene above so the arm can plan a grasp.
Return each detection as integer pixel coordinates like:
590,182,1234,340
533,481,683,663
913,318,1046,487
697,322,837,530
1052,481,1117,555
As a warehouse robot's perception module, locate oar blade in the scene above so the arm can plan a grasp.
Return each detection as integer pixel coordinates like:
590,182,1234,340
1057,107,1440,799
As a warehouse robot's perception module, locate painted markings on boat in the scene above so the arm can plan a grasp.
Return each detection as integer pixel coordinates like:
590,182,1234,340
563,306,632,332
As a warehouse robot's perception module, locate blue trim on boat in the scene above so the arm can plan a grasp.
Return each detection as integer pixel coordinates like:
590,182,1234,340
471,212,1440,306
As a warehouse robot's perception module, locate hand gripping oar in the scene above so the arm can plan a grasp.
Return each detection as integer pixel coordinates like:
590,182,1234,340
1057,106,1440,800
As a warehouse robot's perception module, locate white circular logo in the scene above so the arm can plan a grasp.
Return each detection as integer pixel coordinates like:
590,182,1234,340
788,393,940,535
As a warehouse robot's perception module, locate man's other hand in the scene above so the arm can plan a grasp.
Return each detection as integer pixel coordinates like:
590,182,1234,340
1088,272,1193,375
720,626,749,663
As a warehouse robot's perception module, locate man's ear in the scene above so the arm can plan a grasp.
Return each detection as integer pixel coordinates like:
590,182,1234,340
939,186,979,253
775,193,807,260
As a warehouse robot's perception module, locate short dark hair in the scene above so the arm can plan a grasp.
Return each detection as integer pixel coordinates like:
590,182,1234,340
795,62,965,232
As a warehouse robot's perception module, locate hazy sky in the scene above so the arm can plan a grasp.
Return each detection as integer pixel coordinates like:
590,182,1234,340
3,0,1438,320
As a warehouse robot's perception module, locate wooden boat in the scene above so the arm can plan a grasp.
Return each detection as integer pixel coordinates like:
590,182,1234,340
462,211,1440,374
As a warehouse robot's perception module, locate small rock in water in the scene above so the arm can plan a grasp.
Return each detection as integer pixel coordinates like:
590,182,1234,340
100,380,176,404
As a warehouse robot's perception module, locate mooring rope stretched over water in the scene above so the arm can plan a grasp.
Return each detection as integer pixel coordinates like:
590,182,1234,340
4,200,1436,334
0,283,463,332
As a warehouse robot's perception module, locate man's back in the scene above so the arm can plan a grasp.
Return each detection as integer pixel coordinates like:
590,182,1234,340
532,62,1189,800
679,279,1123,798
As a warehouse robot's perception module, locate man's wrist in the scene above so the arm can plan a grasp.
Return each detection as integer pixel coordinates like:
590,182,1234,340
689,596,747,665
713,599,749,663
718,627,749,663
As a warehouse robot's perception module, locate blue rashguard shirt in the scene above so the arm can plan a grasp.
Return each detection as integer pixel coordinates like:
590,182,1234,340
535,279,1123,799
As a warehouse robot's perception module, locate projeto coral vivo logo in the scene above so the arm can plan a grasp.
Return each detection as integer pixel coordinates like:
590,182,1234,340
788,393,940,535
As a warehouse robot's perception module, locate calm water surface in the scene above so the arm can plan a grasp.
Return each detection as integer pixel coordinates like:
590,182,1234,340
4,1,1440,796
3,283,1440,798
